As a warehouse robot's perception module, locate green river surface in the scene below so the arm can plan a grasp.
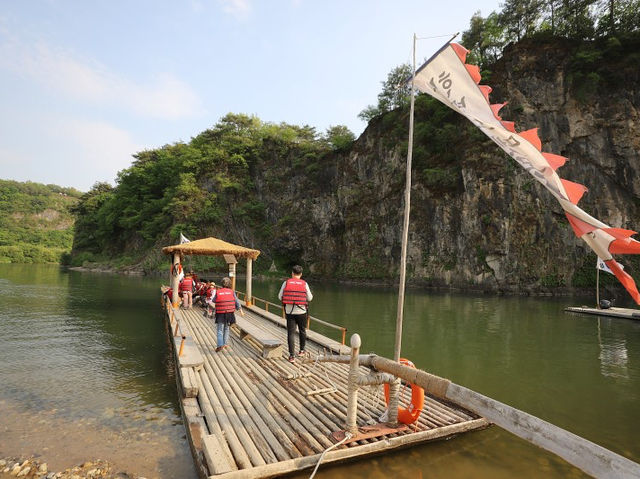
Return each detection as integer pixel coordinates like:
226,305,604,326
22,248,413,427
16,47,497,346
1,264,639,478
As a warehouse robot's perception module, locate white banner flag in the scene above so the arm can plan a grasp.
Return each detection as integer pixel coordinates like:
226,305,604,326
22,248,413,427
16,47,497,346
412,42,640,304
179,233,191,244
597,257,623,275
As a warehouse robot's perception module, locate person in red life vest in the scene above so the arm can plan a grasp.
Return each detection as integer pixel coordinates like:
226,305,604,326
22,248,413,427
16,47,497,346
203,281,216,318
278,265,313,362
163,287,173,303
210,277,244,351
179,271,195,309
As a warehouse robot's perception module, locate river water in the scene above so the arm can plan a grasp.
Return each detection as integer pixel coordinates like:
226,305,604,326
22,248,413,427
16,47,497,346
0,264,638,478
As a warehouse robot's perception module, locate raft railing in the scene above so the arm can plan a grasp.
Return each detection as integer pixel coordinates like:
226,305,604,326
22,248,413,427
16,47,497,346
236,291,348,345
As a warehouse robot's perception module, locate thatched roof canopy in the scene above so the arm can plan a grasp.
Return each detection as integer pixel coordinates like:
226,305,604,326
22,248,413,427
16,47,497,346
162,237,260,260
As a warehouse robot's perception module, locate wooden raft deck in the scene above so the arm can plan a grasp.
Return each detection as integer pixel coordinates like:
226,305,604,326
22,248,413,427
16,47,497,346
166,301,488,479
565,305,640,320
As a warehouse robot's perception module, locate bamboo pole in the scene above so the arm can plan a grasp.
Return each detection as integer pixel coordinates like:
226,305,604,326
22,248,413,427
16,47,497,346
221,325,342,440
199,362,266,467
195,371,250,469
345,334,361,435
229,354,335,451
188,314,323,456
201,359,277,464
189,318,293,462
228,315,373,426
193,373,238,473
394,33,417,365
214,419,488,479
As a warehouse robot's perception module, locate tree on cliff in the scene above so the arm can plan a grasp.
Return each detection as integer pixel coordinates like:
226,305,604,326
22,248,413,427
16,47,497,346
358,63,412,122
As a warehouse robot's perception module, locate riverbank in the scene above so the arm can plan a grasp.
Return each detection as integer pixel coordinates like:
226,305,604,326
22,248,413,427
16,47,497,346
68,261,607,303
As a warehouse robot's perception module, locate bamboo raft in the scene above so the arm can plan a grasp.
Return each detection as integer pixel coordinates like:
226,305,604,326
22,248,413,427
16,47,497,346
566,305,640,320
165,299,489,478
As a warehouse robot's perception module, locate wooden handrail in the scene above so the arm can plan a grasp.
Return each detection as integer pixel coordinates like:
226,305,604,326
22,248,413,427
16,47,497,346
236,291,348,345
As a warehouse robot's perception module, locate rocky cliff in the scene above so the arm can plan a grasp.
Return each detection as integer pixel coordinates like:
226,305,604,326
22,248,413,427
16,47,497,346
256,37,640,296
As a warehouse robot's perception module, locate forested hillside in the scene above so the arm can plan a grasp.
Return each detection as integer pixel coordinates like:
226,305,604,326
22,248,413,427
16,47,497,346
70,118,353,271
0,180,82,263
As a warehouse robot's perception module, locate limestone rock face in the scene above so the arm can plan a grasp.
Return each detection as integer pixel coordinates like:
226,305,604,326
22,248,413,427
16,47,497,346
254,39,640,295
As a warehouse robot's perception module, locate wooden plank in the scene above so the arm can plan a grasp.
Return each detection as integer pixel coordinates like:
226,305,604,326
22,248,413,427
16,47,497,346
180,367,198,398
174,335,204,368
202,434,235,475
234,316,283,358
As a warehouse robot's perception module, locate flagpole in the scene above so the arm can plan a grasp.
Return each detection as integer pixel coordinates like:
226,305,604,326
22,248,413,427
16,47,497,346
394,33,417,363
596,265,600,308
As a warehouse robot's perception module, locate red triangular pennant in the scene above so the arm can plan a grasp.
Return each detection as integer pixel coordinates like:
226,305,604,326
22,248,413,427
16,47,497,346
542,152,567,171
561,179,588,205
479,85,492,103
603,227,638,240
518,128,542,151
490,103,507,121
565,212,597,237
450,43,468,63
606,259,640,304
465,64,481,84
609,237,640,254
501,121,516,132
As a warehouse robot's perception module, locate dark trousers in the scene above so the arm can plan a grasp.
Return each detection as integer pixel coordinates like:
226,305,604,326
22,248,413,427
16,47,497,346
286,313,307,356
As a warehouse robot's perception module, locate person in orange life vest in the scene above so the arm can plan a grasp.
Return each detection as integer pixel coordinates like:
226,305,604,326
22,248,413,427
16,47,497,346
179,271,195,309
163,287,173,303
203,281,216,318
278,265,313,362
210,277,244,351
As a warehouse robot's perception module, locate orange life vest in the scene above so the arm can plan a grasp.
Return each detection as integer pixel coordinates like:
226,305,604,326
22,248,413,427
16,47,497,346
179,276,193,292
214,288,236,313
281,278,308,306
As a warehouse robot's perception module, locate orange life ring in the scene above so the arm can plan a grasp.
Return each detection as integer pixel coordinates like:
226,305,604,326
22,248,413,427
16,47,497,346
383,358,425,425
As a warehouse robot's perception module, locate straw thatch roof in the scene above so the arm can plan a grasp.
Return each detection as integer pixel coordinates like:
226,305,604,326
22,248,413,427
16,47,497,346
162,237,260,260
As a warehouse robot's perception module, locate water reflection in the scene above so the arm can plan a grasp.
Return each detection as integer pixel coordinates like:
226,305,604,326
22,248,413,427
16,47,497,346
597,317,629,379
0,264,195,478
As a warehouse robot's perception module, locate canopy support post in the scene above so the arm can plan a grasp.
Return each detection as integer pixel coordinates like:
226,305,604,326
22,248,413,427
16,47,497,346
224,254,238,292
246,258,253,305
171,253,181,307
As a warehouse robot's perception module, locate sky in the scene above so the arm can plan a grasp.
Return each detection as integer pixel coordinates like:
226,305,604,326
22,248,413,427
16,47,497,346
0,0,501,192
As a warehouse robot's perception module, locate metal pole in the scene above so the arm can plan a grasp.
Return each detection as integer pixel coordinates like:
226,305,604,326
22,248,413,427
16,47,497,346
394,33,417,363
